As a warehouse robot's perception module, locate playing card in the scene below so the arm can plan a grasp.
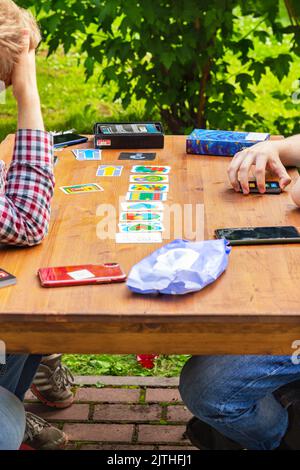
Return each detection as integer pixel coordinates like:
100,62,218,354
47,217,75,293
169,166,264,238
129,174,169,183
126,192,167,202
119,222,164,233
72,149,102,160
60,183,104,194
96,165,123,177
118,152,156,161
120,212,163,222
115,232,162,244
129,183,169,192
121,202,164,212
131,165,171,174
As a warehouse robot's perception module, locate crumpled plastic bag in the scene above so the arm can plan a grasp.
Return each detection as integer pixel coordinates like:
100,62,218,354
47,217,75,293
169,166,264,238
127,238,231,295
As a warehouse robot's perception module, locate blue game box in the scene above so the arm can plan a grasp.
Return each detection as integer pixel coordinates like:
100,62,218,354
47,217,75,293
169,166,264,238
186,129,270,156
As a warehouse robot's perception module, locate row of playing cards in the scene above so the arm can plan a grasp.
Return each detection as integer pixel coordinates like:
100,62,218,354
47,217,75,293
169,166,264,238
116,165,171,243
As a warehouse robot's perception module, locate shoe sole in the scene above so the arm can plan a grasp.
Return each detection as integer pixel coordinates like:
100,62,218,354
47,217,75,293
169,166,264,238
30,384,74,409
25,434,69,451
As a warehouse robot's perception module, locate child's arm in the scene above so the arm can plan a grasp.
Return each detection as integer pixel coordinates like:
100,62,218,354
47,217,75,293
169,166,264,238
0,29,54,246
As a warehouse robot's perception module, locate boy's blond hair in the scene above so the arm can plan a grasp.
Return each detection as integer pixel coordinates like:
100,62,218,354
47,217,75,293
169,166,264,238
0,0,41,85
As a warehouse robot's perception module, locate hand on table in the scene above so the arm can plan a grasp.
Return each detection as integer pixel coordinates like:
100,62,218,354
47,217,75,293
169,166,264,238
227,141,291,195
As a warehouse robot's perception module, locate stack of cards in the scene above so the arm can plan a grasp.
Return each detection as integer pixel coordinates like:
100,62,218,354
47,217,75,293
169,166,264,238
116,165,171,244
72,149,102,161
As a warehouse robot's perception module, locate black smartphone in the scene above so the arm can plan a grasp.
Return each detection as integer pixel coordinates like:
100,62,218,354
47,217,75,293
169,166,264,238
53,133,88,148
215,226,300,246
239,181,281,194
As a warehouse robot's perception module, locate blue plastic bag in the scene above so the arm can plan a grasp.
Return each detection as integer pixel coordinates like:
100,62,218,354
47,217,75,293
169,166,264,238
127,239,231,295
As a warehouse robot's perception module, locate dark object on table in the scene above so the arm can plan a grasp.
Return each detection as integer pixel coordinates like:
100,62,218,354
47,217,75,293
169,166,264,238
118,152,156,161
0,268,16,288
53,133,88,148
215,225,300,246
239,181,281,194
94,122,164,149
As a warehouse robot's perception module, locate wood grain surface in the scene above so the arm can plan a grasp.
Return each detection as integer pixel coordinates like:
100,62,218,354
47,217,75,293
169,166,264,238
0,134,300,354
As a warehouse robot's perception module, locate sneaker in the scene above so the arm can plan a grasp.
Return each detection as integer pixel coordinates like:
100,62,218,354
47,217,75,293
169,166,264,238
31,354,74,409
23,412,67,450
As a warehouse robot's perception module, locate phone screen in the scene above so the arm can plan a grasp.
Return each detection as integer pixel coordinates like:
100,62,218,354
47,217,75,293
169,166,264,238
53,134,86,146
215,226,300,244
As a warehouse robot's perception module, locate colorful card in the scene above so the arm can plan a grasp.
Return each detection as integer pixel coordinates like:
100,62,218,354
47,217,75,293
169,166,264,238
96,165,123,177
115,232,162,244
72,149,102,160
129,183,169,193
121,202,164,212
120,212,163,223
130,174,169,183
131,165,171,175
60,183,104,195
126,192,167,202
119,222,164,233
118,152,156,161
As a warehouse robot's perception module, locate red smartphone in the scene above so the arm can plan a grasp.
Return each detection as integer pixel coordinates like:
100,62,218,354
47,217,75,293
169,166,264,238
38,263,126,287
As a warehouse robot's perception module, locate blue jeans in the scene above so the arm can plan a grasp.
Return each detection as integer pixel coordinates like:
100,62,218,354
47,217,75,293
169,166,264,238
179,355,300,450
0,386,25,450
0,354,42,449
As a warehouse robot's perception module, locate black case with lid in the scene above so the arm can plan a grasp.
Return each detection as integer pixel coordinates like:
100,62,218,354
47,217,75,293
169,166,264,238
94,122,164,149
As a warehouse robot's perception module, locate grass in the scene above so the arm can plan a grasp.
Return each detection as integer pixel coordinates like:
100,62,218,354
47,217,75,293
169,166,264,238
63,354,190,377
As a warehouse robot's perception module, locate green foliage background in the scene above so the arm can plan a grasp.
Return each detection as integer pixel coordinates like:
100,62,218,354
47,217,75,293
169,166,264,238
14,0,300,135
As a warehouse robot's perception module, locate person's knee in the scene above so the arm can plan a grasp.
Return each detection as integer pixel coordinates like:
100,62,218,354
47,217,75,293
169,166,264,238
179,356,221,418
0,386,25,450
179,356,244,422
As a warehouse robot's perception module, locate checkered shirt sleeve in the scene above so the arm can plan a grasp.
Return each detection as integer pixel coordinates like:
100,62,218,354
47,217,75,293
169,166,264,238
0,129,55,246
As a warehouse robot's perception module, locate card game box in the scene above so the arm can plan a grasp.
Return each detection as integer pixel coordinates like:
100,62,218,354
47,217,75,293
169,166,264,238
186,129,270,156
94,122,164,149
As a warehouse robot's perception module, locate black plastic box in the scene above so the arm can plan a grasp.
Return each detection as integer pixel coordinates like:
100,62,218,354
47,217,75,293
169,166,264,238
93,122,164,149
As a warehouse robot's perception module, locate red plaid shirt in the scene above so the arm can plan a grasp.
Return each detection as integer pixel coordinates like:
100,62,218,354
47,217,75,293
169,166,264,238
0,129,54,246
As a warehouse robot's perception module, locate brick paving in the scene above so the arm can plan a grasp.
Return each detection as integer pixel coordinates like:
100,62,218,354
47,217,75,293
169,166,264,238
24,375,196,450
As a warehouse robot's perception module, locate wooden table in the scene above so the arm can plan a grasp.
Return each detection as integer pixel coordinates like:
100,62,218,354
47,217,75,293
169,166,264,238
0,134,300,355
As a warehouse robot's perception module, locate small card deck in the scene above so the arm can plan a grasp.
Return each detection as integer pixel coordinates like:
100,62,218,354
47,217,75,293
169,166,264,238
72,149,102,160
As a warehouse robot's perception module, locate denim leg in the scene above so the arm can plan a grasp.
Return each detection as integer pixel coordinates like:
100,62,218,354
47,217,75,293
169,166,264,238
0,354,42,401
0,354,28,396
15,354,42,401
179,355,300,450
0,386,25,450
